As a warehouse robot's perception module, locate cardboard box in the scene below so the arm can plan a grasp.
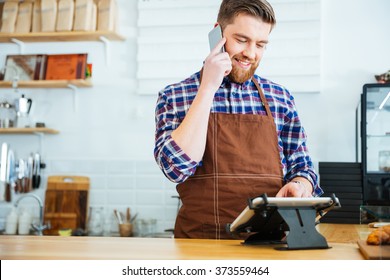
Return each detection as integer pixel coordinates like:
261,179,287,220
45,53,88,80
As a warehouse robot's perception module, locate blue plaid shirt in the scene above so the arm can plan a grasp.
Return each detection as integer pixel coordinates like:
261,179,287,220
154,71,323,196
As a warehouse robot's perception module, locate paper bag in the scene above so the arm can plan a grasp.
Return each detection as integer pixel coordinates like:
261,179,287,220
97,0,117,31
41,0,58,32
1,2,18,33
15,2,33,33
32,0,42,33
74,0,93,31
56,0,75,31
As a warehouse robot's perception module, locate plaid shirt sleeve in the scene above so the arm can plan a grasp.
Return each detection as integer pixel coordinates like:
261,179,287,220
277,88,322,197
154,88,198,183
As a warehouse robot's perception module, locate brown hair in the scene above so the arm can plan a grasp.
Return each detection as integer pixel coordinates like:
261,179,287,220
217,0,276,30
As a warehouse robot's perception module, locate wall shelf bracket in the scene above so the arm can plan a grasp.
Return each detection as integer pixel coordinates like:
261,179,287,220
99,36,111,66
10,38,25,54
67,84,78,112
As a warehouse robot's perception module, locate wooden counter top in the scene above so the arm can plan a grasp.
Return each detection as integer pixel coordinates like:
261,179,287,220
0,224,371,260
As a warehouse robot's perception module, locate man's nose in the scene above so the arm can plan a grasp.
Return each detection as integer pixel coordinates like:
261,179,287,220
242,44,256,60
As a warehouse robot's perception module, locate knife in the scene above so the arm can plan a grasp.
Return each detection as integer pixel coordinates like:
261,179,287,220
32,153,41,189
0,143,8,183
26,155,33,192
5,149,15,202
16,158,25,193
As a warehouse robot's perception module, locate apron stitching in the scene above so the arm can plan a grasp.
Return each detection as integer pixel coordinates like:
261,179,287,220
214,114,219,239
217,116,221,239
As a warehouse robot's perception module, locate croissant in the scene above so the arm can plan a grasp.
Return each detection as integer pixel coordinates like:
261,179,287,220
366,225,390,245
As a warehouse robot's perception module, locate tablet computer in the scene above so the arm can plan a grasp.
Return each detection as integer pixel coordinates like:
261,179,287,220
228,195,339,234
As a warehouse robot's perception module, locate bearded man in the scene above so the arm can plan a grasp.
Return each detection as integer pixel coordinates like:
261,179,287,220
154,0,323,239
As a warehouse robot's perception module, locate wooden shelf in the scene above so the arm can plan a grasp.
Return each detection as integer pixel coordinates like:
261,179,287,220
0,31,125,43
0,79,92,88
0,127,59,134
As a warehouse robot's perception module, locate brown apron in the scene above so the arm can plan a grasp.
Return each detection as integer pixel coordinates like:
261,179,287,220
174,77,284,239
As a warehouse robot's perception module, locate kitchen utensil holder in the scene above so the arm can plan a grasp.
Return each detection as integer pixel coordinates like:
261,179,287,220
226,193,340,250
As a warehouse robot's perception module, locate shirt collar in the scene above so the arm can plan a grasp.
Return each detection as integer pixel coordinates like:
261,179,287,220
220,76,253,91
197,70,254,91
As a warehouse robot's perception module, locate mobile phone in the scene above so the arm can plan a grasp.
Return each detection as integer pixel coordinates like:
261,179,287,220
208,25,225,53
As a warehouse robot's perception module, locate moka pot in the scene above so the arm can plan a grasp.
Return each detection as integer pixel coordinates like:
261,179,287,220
14,95,33,128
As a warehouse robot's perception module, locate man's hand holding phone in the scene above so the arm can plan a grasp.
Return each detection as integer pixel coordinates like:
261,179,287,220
169,25,231,162
201,25,232,94
208,25,225,53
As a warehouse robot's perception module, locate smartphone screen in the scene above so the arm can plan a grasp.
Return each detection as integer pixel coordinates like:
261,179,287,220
208,25,225,53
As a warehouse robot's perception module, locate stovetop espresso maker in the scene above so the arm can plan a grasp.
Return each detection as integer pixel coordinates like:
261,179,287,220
14,94,33,128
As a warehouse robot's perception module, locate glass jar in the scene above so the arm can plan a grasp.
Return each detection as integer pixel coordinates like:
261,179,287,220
5,207,18,235
379,151,390,172
87,207,104,236
0,101,17,128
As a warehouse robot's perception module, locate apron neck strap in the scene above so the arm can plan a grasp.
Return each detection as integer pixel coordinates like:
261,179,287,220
251,77,273,117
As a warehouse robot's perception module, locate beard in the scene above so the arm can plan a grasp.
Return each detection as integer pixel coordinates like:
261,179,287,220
228,54,259,84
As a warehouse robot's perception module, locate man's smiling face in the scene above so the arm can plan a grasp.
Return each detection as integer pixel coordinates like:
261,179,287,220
222,13,271,83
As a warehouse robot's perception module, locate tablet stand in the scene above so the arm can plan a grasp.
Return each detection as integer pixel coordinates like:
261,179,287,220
231,194,334,250
276,207,329,249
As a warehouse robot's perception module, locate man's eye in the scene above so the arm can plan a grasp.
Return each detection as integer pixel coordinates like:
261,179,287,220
237,39,246,43
257,44,266,49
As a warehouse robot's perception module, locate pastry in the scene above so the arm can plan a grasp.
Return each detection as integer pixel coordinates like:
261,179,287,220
366,225,390,245
375,70,390,84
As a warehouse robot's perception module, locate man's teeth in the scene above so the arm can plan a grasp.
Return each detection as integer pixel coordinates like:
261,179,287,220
238,60,250,66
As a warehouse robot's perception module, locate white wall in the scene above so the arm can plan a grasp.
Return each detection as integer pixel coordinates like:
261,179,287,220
296,0,390,164
0,0,389,234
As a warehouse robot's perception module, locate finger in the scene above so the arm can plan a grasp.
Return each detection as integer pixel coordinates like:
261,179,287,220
275,189,284,197
303,192,313,198
222,59,232,76
204,49,228,66
210,37,226,55
224,65,232,76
